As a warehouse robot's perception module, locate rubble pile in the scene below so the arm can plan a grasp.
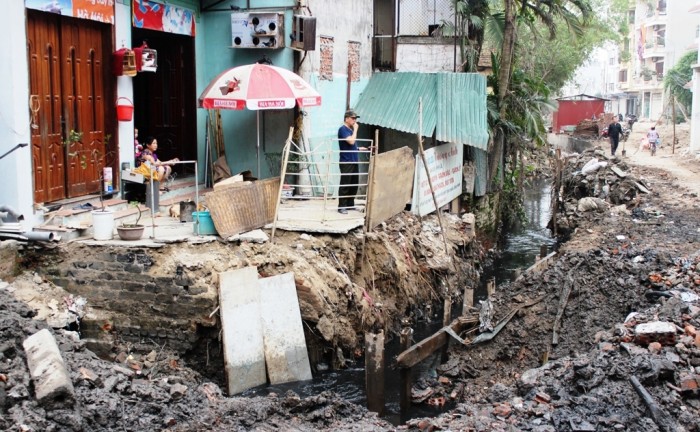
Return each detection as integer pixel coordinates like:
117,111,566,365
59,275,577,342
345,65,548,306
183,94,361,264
555,148,651,235
0,282,393,431
405,250,700,431
403,153,700,431
574,118,599,137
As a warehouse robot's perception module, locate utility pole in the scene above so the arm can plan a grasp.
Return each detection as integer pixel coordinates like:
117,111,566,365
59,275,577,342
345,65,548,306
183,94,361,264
672,94,676,154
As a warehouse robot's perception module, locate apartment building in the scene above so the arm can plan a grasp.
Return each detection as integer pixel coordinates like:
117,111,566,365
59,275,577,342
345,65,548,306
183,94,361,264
613,0,696,120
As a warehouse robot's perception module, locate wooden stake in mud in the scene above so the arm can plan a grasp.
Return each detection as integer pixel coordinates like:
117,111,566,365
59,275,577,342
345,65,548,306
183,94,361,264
399,326,413,418
365,331,385,415
441,282,451,361
486,277,496,298
462,287,474,315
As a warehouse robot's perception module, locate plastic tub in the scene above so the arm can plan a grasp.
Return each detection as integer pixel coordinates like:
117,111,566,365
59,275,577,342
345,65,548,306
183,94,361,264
193,211,217,235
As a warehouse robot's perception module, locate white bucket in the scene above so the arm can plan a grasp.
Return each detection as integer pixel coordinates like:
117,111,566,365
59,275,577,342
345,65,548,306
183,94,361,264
92,209,115,240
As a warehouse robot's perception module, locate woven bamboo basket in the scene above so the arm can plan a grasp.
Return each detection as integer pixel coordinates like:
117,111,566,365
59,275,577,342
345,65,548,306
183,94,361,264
205,177,281,238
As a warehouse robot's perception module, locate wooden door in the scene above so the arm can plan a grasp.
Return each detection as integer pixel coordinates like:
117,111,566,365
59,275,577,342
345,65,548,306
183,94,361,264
133,29,196,168
27,12,64,202
27,11,109,202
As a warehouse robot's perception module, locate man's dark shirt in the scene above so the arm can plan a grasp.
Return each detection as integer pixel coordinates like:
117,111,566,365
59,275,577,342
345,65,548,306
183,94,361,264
608,122,623,139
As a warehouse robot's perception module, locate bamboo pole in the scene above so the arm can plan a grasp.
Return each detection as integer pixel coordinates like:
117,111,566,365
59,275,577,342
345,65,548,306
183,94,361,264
270,127,295,242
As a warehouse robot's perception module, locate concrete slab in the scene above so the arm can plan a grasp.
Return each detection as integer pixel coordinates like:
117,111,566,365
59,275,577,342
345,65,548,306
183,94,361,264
219,267,266,395
259,272,312,384
77,215,218,247
227,229,269,243
22,329,75,406
270,198,364,234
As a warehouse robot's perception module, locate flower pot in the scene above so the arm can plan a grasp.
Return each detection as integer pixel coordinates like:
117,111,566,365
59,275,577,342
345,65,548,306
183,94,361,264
92,209,115,240
117,225,145,241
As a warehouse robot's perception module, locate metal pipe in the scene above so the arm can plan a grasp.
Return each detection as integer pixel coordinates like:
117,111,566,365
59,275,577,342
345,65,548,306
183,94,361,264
0,231,55,242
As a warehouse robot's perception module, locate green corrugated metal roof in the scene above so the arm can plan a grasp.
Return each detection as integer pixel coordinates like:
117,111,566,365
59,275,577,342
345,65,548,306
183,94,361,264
436,73,489,150
354,72,437,136
355,72,488,150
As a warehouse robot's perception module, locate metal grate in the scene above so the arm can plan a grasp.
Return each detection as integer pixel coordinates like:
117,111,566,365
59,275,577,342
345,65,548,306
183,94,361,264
398,0,455,36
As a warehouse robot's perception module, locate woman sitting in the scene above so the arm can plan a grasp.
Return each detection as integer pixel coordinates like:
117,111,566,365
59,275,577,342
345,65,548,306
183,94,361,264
134,136,179,187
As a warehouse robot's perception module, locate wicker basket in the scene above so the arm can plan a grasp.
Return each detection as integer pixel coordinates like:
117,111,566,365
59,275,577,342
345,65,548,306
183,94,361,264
206,177,281,238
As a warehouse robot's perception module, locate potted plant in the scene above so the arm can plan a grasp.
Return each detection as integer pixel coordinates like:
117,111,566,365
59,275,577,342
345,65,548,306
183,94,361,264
116,201,145,241
66,135,116,241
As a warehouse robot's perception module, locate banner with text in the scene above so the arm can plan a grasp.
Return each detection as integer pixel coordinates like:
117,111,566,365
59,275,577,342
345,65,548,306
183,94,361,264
25,0,115,24
411,142,463,217
133,0,196,37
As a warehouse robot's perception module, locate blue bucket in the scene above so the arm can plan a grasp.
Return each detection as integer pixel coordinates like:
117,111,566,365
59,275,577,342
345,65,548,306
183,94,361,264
193,211,217,235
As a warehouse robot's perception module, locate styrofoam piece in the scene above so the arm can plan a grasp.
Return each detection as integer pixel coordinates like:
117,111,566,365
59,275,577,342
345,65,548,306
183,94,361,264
219,266,265,395
259,272,312,384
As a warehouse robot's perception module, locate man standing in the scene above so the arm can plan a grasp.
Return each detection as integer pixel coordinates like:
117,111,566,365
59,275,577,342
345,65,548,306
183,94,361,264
607,118,623,156
337,110,368,214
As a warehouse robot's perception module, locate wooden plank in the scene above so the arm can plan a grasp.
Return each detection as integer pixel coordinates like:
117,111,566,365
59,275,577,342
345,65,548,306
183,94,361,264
366,147,415,230
219,267,266,395
396,319,463,368
259,272,312,384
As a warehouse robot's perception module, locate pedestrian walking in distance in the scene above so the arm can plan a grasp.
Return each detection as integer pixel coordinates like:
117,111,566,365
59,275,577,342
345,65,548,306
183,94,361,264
607,118,623,156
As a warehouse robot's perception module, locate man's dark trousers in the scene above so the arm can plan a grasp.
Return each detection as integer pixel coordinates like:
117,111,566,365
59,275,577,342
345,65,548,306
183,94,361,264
338,162,358,210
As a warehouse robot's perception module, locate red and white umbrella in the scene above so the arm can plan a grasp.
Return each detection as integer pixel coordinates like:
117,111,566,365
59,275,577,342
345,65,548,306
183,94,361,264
198,63,321,177
199,63,321,110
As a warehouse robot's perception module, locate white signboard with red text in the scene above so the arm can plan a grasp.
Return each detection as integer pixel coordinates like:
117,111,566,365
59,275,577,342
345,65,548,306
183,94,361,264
411,142,463,216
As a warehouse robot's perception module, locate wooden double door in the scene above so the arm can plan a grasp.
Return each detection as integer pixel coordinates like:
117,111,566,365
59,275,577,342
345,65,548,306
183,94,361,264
27,11,113,203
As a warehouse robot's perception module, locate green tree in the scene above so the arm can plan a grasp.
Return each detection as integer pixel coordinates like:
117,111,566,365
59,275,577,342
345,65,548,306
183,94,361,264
664,50,697,118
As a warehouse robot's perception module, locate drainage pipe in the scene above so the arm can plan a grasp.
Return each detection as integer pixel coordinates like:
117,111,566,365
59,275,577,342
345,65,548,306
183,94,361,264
0,231,56,242
0,205,24,224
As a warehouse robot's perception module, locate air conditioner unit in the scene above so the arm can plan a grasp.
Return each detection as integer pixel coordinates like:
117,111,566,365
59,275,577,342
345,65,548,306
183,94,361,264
231,12,285,49
291,15,316,51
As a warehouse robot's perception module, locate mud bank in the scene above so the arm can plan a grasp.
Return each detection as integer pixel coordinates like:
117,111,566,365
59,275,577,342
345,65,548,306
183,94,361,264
404,149,700,431
0,210,481,430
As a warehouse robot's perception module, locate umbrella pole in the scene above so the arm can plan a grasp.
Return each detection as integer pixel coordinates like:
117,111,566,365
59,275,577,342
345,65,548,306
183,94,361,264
257,111,261,178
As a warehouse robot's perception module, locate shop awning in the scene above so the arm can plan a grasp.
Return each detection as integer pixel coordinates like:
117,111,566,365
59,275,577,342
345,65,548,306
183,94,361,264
354,72,489,150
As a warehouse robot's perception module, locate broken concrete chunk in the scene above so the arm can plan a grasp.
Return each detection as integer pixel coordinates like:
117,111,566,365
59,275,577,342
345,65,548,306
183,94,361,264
634,321,677,346
170,383,188,399
22,329,75,407
78,367,102,387
112,364,135,377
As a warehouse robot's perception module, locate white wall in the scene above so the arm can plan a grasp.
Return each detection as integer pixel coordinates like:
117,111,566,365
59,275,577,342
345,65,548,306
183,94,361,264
0,2,34,227
396,41,455,72
690,2,700,152
115,1,134,172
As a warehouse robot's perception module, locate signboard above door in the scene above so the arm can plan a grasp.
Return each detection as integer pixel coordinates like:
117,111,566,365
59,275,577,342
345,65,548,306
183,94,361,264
25,0,115,24
133,0,196,37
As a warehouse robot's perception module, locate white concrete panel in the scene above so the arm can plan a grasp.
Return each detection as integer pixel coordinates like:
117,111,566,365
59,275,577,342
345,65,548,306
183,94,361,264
219,266,266,395
259,272,312,384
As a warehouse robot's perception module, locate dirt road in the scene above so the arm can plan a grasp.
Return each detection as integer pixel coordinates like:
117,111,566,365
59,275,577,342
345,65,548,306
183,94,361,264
625,121,700,196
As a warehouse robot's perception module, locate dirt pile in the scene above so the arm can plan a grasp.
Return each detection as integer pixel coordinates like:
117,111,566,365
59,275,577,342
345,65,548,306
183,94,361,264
1,260,398,431
1,209,481,431
403,151,700,431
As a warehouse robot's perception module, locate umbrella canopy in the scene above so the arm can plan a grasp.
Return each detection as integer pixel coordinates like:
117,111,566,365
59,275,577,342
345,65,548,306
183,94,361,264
199,63,321,111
